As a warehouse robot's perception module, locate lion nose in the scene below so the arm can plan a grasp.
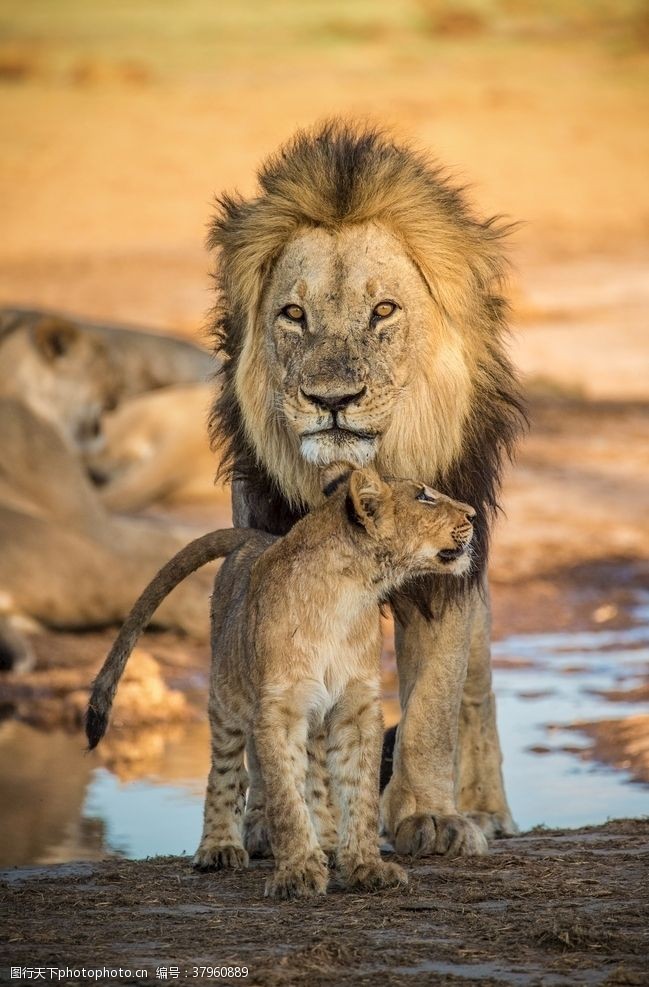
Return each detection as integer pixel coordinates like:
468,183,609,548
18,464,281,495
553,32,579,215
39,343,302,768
301,386,366,413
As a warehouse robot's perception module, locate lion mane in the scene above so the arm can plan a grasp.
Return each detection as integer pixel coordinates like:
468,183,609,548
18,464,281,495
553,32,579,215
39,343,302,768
207,120,526,616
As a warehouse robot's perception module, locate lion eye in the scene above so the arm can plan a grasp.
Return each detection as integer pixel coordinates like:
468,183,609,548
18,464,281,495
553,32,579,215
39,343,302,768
372,301,397,320
281,304,305,323
416,486,437,504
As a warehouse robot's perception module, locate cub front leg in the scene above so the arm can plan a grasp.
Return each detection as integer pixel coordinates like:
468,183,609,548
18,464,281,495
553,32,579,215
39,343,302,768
193,701,249,871
254,690,328,900
381,595,488,858
328,680,407,891
306,727,339,861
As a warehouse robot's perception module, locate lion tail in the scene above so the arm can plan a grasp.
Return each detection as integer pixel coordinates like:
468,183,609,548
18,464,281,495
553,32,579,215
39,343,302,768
85,527,252,750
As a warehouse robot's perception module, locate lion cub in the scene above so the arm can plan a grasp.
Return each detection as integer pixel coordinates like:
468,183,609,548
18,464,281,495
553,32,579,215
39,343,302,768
86,464,475,899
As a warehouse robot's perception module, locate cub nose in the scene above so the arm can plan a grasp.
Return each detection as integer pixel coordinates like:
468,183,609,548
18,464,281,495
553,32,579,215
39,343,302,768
301,386,366,413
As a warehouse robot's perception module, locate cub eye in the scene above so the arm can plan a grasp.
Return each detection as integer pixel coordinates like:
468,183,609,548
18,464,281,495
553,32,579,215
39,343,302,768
416,486,437,504
281,304,305,323
372,301,397,320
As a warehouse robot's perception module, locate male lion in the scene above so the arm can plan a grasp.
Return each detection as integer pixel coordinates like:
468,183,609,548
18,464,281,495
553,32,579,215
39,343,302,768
207,121,526,856
87,465,475,897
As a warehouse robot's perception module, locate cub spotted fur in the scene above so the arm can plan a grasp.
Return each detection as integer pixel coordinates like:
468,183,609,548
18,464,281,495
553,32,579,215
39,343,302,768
86,465,475,898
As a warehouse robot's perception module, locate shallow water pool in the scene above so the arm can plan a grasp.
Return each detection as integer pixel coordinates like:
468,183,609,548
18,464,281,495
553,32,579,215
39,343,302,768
1,605,647,866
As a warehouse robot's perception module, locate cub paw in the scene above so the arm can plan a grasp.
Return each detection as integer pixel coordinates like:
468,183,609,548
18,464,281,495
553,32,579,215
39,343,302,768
264,852,328,900
343,859,408,891
193,842,249,871
466,810,519,840
243,810,272,859
394,813,488,858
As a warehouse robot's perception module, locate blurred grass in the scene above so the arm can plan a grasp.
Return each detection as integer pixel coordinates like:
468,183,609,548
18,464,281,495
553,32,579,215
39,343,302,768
417,0,649,47
0,0,647,85
0,1,417,78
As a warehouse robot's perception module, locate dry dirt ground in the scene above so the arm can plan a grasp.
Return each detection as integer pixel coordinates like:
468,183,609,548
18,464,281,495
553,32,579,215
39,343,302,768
2,819,648,987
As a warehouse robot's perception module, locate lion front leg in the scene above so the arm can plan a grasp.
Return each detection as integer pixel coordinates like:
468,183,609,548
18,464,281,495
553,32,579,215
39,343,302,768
381,594,488,858
457,583,517,838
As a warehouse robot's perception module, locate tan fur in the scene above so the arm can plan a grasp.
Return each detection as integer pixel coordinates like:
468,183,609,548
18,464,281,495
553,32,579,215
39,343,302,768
86,465,476,897
0,398,215,639
233,223,474,508
209,122,523,854
85,383,216,511
0,306,213,409
0,313,217,658
0,313,118,452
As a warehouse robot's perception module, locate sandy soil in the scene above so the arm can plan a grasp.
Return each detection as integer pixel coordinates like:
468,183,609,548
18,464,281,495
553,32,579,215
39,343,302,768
2,819,647,986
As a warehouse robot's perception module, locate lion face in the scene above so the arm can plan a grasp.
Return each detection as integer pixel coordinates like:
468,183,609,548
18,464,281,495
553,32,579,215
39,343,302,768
240,221,472,504
262,223,417,468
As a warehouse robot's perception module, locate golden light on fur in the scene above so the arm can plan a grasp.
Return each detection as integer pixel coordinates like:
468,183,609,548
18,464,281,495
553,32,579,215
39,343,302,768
209,119,525,611
206,122,525,852
209,122,520,584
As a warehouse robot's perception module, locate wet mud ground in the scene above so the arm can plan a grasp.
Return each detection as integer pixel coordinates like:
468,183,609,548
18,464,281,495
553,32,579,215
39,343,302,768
2,819,648,987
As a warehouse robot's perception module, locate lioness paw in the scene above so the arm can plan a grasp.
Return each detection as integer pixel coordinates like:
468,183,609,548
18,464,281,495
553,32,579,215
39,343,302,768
394,813,488,858
264,853,328,900
193,842,249,871
343,859,408,891
243,810,273,859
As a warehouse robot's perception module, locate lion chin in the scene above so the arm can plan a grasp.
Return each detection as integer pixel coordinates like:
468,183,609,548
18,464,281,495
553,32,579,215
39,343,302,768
300,429,378,468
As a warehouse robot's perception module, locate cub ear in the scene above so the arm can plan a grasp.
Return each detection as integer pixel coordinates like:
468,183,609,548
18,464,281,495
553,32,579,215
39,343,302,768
32,317,80,361
347,468,391,534
321,461,354,498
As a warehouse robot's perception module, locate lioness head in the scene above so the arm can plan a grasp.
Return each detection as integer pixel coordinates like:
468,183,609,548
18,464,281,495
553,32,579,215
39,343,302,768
0,311,119,450
322,463,475,580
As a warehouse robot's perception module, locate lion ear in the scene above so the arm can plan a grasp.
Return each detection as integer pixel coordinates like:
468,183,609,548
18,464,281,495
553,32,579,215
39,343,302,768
321,461,354,498
346,468,391,534
32,317,80,361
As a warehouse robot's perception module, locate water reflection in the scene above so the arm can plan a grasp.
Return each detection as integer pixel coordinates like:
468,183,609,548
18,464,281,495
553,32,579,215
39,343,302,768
1,616,647,866
0,721,103,866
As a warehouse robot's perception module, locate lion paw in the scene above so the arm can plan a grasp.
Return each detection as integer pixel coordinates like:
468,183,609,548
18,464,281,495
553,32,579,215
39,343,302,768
343,858,408,891
394,813,488,858
466,810,519,840
243,810,272,859
264,852,328,900
193,842,249,871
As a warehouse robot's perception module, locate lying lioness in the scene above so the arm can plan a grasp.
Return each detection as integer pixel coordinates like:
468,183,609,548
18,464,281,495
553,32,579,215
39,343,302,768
86,464,475,898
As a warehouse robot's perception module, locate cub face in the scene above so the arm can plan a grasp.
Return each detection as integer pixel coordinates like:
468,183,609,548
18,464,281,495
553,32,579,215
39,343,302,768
324,464,475,578
381,477,475,577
